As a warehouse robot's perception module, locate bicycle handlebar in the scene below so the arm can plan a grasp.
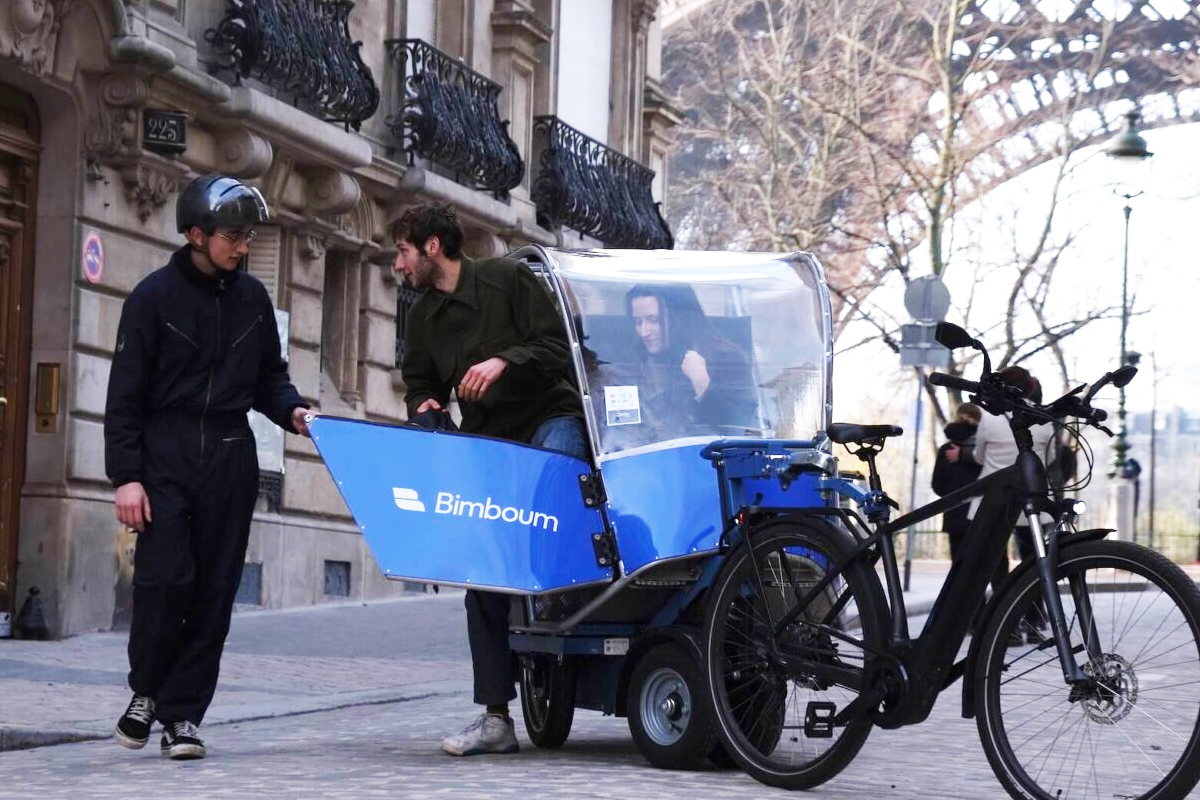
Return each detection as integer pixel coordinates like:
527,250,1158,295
927,372,979,393
928,368,1119,434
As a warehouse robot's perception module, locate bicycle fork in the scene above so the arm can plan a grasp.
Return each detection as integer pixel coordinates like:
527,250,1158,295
1014,441,1095,690
1025,509,1094,687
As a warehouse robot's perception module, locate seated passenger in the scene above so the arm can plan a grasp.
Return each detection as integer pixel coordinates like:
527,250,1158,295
620,284,756,440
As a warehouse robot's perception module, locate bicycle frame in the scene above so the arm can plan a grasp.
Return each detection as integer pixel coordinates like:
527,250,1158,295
701,424,1097,732
821,466,1025,728
757,447,1097,732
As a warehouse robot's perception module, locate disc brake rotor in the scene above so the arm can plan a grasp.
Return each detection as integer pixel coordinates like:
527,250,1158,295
1081,653,1138,724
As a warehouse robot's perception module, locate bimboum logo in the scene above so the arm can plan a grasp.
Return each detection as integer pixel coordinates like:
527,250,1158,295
392,487,426,512
390,487,558,531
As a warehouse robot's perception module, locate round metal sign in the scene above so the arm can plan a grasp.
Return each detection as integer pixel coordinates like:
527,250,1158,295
903,275,950,321
81,231,105,285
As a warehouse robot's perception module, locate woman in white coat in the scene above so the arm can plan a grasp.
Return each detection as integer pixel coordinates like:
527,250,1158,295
967,366,1057,643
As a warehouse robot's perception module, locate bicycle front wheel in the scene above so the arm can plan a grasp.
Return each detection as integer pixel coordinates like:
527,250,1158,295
976,540,1200,800
703,517,887,790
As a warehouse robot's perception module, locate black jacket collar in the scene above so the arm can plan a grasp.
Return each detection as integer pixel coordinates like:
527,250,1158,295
171,245,241,294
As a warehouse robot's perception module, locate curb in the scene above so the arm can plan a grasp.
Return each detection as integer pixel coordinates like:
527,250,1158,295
905,596,937,617
0,684,468,753
0,727,109,752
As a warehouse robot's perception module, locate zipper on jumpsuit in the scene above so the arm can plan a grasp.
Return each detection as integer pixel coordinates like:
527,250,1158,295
231,315,261,349
200,294,221,463
165,322,198,349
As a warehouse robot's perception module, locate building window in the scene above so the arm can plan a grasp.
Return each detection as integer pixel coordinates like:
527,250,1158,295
321,250,362,403
394,285,424,368
245,226,282,304
556,0,613,144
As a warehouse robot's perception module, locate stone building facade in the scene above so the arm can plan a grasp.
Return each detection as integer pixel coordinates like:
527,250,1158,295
0,0,679,638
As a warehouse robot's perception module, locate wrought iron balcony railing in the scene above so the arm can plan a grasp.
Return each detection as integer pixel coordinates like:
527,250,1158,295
206,0,380,131
394,284,424,368
532,116,673,250
386,39,523,198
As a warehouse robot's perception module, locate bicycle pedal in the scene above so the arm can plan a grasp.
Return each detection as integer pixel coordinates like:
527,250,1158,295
804,701,837,738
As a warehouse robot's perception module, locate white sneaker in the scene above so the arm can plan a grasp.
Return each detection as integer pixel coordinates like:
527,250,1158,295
441,713,519,756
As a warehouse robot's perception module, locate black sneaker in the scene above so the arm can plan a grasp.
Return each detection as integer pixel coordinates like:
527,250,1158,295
160,721,206,760
114,694,156,749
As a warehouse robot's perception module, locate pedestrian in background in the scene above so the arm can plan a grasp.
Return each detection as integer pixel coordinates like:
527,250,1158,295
105,174,310,760
393,203,586,757
931,403,983,561
967,366,1056,643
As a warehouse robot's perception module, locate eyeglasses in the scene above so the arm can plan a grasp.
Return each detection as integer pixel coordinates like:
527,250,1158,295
213,229,257,245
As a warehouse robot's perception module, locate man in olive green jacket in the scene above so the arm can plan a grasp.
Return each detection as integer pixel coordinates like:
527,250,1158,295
393,203,586,756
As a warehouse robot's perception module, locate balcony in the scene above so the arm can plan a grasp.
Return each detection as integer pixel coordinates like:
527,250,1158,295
205,0,380,131
531,117,673,250
386,39,524,198
394,285,424,368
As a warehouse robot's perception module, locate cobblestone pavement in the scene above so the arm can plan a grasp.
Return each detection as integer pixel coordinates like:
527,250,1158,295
1,566,959,746
6,560,1200,798
0,686,1003,800
0,592,473,742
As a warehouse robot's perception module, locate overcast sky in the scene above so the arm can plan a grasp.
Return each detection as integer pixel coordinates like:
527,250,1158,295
834,121,1200,423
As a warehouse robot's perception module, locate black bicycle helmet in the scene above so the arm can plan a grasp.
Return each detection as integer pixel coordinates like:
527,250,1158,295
176,173,270,234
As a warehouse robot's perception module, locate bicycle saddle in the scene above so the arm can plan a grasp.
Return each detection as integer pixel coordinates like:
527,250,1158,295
827,422,904,445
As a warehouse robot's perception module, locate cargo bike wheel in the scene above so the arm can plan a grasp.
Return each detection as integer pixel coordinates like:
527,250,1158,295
519,654,576,749
703,517,888,790
627,642,718,770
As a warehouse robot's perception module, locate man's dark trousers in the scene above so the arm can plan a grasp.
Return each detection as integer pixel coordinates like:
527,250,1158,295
127,413,259,725
463,415,588,705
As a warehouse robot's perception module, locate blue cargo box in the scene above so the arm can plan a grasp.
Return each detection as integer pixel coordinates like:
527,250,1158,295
310,417,613,594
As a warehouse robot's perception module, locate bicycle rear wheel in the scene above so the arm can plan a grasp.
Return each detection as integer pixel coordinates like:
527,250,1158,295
976,540,1200,800
703,517,887,790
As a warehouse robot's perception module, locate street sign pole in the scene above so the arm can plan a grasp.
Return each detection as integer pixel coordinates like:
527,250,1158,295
899,275,952,593
903,370,923,592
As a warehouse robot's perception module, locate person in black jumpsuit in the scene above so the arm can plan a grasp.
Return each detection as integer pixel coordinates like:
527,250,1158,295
106,174,309,760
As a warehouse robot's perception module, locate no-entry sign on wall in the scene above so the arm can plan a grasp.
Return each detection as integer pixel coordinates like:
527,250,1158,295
81,231,104,284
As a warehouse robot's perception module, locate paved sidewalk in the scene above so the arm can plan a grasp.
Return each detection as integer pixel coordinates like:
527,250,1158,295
3,558,1194,753
0,591,473,751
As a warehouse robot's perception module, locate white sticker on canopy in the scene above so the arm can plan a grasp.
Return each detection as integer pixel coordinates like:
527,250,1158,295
604,385,641,426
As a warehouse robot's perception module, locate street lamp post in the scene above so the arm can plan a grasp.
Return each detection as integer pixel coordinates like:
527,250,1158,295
1104,110,1153,478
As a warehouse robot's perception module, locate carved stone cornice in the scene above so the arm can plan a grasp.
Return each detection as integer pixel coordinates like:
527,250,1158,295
215,128,274,179
491,1,552,58
335,195,378,249
79,72,189,223
631,0,659,35
305,168,361,216
119,155,189,222
260,153,294,210
642,79,684,140
1,0,69,76
298,234,327,262
83,73,149,168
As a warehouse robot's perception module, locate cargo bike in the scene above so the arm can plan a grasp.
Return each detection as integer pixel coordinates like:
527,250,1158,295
310,248,1200,800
